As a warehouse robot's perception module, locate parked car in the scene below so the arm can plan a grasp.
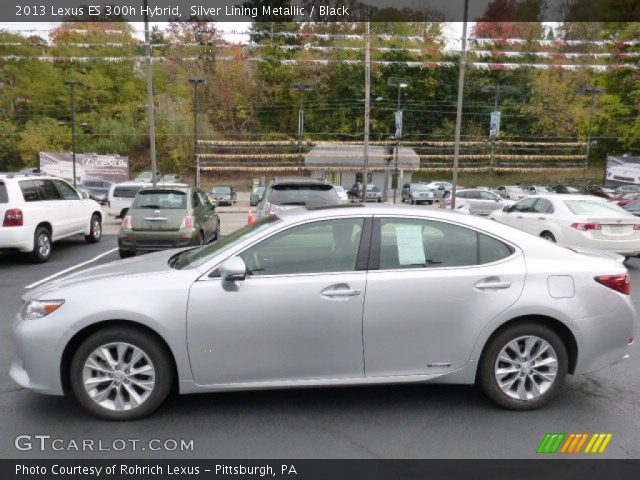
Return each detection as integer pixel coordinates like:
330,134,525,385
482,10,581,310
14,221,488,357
347,183,383,203
159,173,184,184
209,186,237,206
495,185,529,200
135,171,163,183
551,185,581,194
333,185,349,203
83,179,113,204
423,181,453,201
250,186,266,206
401,183,435,205
614,192,640,207
443,189,512,215
623,200,640,217
107,181,148,219
12,204,634,419
257,177,339,220
616,184,640,194
489,194,640,257
525,185,554,195
118,186,219,258
585,185,617,200
0,173,102,262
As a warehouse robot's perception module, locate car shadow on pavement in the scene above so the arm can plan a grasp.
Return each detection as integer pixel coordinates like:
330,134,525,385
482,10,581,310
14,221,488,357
0,236,116,267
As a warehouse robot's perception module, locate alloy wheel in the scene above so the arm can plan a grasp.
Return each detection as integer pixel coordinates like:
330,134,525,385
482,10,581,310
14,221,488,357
38,233,51,258
494,335,558,401
92,218,101,239
82,342,156,411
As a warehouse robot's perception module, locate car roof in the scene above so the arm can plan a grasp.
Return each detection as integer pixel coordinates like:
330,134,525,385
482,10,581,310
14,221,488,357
140,185,190,192
527,194,604,201
271,177,326,185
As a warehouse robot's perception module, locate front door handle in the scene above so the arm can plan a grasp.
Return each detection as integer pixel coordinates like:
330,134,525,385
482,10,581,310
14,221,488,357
320,284,362,298
475,280,512,291
538,217,546,220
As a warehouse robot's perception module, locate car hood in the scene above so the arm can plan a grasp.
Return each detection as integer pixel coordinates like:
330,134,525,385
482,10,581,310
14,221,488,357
22,249,184,302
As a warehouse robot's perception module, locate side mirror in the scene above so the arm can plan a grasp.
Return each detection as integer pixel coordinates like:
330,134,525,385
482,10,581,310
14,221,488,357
218,256,246,282
502,205,511,213
81,191,89,200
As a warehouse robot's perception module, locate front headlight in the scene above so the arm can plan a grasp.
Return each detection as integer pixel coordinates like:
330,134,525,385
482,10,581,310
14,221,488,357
24,300,65,320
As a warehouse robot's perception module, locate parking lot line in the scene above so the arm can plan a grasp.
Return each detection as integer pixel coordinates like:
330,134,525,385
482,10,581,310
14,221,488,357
24,248,118,290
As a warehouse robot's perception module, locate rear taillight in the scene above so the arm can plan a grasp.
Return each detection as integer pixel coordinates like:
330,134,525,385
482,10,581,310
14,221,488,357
121,215,132,230
634,225,640,230
595,274,631,295
572,222,601,231
180,215,195,229
3,208,23,227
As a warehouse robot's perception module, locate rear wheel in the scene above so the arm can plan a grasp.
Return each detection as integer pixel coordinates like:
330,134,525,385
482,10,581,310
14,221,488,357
119,209,128,219
70,327,173,420
85,214,102,243
119,249,134,259
540,231,556,243
31,226,52,263
478,322,568,410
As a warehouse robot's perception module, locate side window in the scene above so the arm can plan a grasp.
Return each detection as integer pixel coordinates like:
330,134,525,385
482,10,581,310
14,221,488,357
191,191,201,208
53,180,79,200
379,218,478,269
197,191,211,207
0,182,7,203
511,198,537,212
40,180,63,200
480,191,499,201
467,191,482,199
479,234,514,264
533,199,554,214
457,191,467,198
19,180,41,202
240,218,364,276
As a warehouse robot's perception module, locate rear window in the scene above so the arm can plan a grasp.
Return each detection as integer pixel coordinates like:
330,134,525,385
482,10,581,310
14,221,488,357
564,200,628,216
133,190,187,209
113,186,144,198
212,187,231,193
84,181,101,187
269,184,339,206
0,182,7,203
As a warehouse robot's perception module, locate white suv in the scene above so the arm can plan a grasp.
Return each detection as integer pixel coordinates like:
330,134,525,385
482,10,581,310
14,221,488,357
0,174,103,262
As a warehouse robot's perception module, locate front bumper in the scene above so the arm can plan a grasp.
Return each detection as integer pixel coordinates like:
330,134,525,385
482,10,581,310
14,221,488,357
11,311,70,396
118,229,200,253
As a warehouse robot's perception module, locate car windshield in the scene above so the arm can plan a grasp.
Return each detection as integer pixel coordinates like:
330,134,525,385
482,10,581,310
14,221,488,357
171,215,281,270
270,184,339,205
564,200,629,216
212,187,231,193
133,190,187,209
625,200,640,210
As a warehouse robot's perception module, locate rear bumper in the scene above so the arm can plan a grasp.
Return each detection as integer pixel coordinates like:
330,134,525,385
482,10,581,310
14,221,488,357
0,226,34,252
118,229,200,253
564,233,640,256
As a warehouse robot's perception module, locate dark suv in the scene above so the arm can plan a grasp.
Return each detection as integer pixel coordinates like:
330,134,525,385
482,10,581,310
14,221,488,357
256,177,339,220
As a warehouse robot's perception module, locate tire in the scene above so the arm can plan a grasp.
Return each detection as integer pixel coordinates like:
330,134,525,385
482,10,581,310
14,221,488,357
427,200,433,205
540,231,556,243
198,232,205,245
85,214,102,243
119,209,128,219
31,226,52,263
213,223,221,241
119,249,134,259
478,322,568,410
70,326,174,420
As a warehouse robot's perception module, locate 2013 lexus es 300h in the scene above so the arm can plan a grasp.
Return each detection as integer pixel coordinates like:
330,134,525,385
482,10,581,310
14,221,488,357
11,205,635,420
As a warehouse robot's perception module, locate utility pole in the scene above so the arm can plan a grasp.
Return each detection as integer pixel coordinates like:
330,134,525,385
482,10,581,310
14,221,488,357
389,79,409,203
189,78,206,188
64,81,82,187
451,0,469,209
290,83,315,173
143,0,158,187
362,20,371,203
580,86,603,189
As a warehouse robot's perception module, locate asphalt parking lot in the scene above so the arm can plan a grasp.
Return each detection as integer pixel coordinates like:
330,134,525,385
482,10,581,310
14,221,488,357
0,203,638,459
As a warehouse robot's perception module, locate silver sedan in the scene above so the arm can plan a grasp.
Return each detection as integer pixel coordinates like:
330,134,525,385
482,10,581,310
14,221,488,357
11,205,635,419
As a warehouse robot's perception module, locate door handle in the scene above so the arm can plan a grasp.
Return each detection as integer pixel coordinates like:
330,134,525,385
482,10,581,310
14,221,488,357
320,284,362,298
538,217,546,220
474,280,512,291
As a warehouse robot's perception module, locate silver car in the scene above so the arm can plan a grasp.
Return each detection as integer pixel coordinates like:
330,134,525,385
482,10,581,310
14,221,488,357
452,189,512,215
11,205,635,419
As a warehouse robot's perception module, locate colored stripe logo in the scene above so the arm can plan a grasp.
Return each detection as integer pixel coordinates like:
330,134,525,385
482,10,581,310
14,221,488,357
537,433,612,454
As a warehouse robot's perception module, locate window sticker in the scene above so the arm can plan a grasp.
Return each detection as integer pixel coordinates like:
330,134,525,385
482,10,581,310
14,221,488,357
395,225,426,266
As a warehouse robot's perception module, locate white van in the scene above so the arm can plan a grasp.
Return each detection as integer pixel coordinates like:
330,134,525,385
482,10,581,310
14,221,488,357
107,182,148,219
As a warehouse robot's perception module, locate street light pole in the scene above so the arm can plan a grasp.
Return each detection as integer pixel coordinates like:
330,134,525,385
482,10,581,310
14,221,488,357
143,0,158,187
189,78,206,188
64,81,82,187
362,20,371,203
580,86,603,189
388,78,409,203
290,83,315,173
451,0,469,209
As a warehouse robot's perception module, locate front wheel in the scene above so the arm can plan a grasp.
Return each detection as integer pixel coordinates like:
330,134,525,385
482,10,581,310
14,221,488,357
85,214,102,243
478,322,568,410
70,327,174,420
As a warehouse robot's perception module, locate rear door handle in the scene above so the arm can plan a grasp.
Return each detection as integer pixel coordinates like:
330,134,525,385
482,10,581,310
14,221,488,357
538,216,546,220
475,281,512,291
320,284,362,298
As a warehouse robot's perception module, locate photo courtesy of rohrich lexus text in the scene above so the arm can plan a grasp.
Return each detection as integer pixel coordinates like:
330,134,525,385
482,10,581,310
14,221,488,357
0,0,639,479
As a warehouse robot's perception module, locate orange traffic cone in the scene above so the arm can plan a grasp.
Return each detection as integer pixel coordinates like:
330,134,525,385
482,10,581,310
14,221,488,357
247,205,255,225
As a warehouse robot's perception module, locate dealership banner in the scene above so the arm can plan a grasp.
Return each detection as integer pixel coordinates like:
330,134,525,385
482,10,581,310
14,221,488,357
4,459,640,480
39,152,130,184
605,156,640,186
